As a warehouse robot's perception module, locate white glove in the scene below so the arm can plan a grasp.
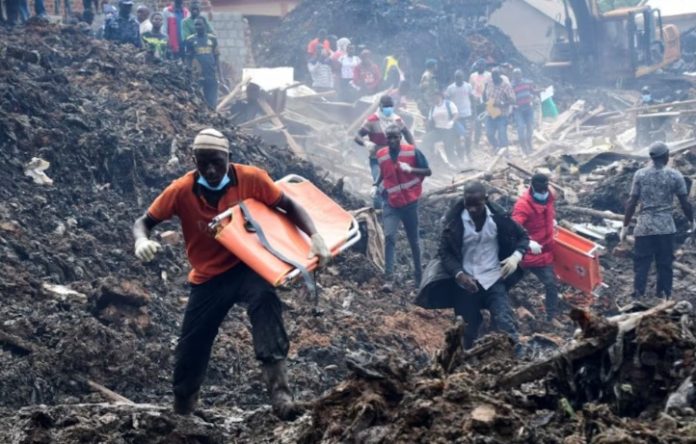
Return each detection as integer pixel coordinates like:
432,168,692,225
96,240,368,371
689,220,695,233
500,251,522,279
166,156,180,170
528,240,542,255
308,233,331,267
619,225,628,243
398,161,413,173
135,238,162,262
370,186,378,198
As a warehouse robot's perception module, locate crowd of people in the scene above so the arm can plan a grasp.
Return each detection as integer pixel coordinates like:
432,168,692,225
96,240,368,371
2,0,225,108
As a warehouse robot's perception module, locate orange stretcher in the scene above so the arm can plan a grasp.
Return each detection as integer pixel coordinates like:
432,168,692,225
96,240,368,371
553,227,605,296
208,175,360,292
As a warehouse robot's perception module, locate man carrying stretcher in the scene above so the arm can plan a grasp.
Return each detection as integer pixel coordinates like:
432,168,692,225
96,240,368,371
132,128,332,420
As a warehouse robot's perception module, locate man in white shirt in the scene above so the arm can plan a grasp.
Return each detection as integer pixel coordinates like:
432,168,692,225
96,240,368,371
446,70,474,161
136,4,152,35
416,182,529,350
421,91,460,167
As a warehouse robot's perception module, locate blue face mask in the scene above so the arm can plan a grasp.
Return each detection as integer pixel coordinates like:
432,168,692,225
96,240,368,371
533,190,549,203
642,94,652,103
197,172,230,191
381,107,394,117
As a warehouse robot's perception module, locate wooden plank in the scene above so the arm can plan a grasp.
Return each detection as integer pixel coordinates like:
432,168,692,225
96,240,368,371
257,98,306,158
546,100,585,137
215,79,248,113
624,98,696,114
561,205,624,221
346,90,388,135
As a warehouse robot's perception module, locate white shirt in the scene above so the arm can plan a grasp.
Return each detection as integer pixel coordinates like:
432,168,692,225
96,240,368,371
429,100,458,129
340,55,360,80
461,206,501,290
469,71,491,100
445,82,473,117
139,19,152,35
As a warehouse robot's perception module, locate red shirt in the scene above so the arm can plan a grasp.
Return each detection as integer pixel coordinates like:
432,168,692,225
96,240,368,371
307,38,330,56
147,164,282,284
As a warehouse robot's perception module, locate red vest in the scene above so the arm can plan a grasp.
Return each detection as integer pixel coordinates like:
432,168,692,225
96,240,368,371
377,145,423,208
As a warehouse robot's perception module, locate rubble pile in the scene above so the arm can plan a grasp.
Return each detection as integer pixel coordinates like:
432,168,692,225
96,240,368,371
0,21,449,440
255,0,534,84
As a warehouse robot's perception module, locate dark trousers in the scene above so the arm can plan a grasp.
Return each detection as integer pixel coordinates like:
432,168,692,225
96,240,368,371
634,234,675,298
421,127,459,165
201,78,218,109
173,264,289,401
522,265,558,317
486,115,509,151
453,280,518,349
383,201,422,285
515,104,534,154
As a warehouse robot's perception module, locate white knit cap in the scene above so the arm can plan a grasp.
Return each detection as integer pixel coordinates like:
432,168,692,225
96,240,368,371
193,128,229,153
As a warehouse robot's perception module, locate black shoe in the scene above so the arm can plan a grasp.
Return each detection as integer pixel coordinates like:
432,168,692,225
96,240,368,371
173,392,198,415
262,360,305,421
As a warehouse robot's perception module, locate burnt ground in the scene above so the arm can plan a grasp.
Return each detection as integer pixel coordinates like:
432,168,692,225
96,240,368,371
2,21,696,444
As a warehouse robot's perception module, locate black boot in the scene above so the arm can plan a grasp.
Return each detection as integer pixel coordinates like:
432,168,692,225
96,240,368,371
173,391,198,415
262,360,304,421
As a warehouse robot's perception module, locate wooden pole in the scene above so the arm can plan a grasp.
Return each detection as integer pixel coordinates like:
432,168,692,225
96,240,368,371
257,97,306,158
215,79,249,113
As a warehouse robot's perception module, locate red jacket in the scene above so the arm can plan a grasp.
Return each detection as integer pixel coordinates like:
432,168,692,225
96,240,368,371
376,145,423,208
353,62,381,93
511,188,555,268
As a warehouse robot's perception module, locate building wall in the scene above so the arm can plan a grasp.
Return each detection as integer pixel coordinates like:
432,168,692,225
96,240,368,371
210,11,254,76
489,0,561,63
211,0,298,16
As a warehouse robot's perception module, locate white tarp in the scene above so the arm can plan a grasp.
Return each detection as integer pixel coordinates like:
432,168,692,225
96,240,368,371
241,67,295,91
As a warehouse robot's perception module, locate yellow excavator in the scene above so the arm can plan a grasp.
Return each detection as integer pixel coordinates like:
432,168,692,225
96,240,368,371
546,0,681,82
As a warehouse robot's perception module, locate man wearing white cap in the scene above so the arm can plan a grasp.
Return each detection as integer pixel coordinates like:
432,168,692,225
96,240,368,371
132,128,331,420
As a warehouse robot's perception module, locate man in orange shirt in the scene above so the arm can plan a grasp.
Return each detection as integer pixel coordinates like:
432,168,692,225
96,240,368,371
132,128,331,420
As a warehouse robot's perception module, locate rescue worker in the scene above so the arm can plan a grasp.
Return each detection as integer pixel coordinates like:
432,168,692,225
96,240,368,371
511,173,559,320
621,142,694,299
373,125,431,291
185,17,224,109
416,181,528,349
132,128,331,420
103,0,141,48
354,95,415,209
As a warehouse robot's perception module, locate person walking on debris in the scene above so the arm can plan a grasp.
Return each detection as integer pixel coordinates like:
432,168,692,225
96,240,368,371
103,0,141,48
355,95,415,209
142,12,169,62
307,47,334,92
416,182,528,349
418,59,439,116
182,1,213,41
511,173,559,321
621,142,694,299
162,0,189,58
469,59,490,147
352,49,382,96
421,91,460,167
445,70,474,162
185,17,224,109
132,128,332,419
511,68,536,155
373,125,431,292
483,68,515,153
338,43,360,101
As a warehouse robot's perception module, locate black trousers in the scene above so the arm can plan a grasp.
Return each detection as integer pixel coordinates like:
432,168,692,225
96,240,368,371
522,265,559,317
172,264,289,401
633,234,675,298
453,280,518,349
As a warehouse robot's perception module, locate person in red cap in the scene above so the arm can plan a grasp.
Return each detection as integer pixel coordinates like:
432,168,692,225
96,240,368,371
132,128,331,420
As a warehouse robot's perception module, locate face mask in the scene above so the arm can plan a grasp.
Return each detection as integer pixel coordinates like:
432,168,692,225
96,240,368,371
197,172,230,191
642,95,651,102
533,191,549,203
381,107,394,117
